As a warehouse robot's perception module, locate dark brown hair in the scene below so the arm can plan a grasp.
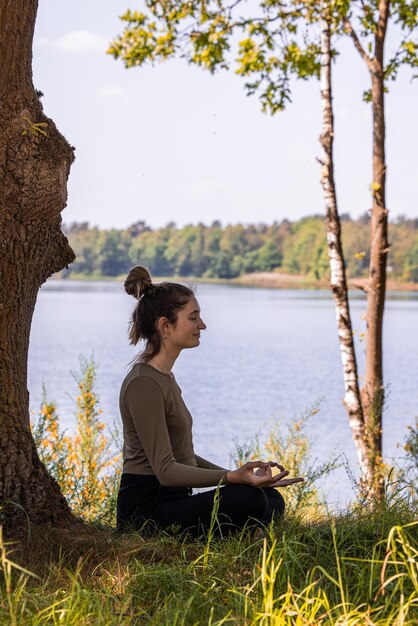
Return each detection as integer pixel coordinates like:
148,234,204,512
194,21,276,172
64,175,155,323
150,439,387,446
124,266,194,361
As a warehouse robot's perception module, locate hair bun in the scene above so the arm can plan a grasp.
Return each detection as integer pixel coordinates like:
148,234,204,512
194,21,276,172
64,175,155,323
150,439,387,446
124,266,153,299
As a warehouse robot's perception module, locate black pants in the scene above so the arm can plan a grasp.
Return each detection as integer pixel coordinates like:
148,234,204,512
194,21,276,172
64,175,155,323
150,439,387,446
116,473,285,536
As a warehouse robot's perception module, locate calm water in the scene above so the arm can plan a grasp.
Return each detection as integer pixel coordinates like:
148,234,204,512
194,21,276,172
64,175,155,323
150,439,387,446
28,280,418,506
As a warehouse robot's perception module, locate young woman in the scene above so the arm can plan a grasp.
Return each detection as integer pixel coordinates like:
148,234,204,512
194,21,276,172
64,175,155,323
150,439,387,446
116,266,303,536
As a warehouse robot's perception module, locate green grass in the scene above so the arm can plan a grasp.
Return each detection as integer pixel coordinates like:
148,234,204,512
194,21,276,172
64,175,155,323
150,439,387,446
1,501,417,625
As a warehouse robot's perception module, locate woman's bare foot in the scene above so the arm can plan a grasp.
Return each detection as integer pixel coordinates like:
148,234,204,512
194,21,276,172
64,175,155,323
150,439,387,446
253,526,265,541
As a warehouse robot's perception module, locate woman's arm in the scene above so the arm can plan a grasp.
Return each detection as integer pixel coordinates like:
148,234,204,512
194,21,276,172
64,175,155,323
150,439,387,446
125,376,230,488
125,377,302,490
194,454,228,472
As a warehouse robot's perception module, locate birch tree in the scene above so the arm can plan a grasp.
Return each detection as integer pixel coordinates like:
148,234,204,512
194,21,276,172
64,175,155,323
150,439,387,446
109,0,418,498
318,3,371,493
0,0,77,527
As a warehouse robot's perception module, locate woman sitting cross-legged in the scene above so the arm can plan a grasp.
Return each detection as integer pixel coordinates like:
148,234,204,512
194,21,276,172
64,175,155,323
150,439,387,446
116,266,303,537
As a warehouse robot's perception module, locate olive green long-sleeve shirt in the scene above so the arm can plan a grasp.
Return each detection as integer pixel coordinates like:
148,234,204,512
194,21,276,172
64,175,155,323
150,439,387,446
119,362,229,487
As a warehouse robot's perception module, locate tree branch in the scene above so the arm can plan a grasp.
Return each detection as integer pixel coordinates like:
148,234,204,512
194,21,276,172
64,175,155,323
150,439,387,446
343,17,373,70
375,0,390,62
352,278,369,293
376,0,390,42
227,0,245,11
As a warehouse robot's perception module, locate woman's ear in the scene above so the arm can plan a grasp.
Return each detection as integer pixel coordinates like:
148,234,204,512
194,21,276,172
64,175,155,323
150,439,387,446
157,317,169,335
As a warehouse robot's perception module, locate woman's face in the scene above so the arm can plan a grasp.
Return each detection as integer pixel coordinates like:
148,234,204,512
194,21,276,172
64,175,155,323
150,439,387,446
166,297,206,350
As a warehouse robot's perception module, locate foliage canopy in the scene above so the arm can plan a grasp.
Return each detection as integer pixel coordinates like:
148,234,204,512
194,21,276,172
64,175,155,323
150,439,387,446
109,0,418,112
63,215,418,281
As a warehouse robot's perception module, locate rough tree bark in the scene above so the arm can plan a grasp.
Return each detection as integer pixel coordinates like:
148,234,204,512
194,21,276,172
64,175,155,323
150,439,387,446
318,5,376,494
343,0,390,498
0,0,77,527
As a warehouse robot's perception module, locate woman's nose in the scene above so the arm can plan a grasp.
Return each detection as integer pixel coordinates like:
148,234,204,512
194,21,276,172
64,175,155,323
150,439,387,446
199,319,207,330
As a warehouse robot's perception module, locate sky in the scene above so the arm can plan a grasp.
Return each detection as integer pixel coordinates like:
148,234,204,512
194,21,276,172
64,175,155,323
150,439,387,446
32,1,418,230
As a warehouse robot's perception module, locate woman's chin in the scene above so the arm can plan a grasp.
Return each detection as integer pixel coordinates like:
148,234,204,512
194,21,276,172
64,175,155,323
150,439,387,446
181,338,200,350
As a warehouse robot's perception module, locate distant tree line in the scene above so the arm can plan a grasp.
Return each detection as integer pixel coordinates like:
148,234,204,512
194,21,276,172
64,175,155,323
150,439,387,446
62,215,418,282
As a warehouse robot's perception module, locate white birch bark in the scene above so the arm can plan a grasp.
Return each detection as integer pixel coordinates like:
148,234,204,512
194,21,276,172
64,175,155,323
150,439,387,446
319,4,373,488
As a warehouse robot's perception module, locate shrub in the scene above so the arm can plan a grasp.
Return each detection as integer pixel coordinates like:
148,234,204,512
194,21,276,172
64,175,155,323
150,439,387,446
232,402,340,514
32,357,121,525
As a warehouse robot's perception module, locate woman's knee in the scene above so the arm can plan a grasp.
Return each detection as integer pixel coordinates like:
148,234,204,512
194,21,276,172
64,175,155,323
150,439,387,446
222,484,268,519
263,487,285,520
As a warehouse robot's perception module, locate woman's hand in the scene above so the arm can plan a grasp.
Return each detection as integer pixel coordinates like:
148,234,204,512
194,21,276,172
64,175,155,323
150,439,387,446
226,461,304,489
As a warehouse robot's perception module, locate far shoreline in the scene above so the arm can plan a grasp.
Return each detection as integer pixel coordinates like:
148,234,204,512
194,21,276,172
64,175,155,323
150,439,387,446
55,270,418,292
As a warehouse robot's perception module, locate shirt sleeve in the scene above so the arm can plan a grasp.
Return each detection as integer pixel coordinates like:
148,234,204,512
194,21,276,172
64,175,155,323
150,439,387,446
125,376,230,488
195,454,228,472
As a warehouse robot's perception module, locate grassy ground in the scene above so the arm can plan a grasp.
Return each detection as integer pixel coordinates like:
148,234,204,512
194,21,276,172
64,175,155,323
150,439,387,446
2,501,417,625
13,360,418,623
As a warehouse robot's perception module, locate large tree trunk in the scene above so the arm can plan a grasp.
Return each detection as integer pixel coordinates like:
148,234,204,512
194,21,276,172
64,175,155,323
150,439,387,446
319,5,375,493
0,0,77,527
342,0,390,500
361,1,390,499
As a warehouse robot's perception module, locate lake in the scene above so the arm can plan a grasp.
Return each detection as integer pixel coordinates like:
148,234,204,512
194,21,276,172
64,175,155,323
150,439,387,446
28,280,418,507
